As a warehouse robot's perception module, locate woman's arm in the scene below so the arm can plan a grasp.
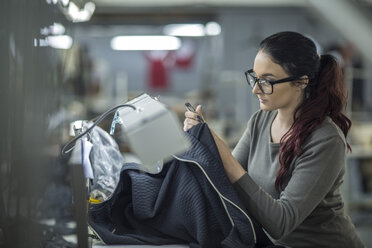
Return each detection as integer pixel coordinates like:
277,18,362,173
233,135,346,239
185,109,346,239
214,129,346,239
209,129,247,182
184,105,246,182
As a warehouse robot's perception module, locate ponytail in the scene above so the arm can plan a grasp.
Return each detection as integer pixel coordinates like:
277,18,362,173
317,55,352,149
275,54,352,192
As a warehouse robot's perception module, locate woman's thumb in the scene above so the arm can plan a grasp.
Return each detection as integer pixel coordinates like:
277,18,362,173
195,105,204,119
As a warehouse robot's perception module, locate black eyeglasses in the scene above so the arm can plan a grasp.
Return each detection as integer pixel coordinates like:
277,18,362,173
244,69,299,95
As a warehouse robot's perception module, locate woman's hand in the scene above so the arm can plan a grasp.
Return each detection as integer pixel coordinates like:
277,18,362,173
183,105,205,131
183,104,245,182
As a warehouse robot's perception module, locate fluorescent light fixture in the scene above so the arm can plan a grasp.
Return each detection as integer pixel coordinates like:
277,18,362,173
67,1,95,22
68,2,80,19
46,0,58,4
111,36,181,51
41,23,65,36
84,2,96,12
39,39,49,47
51,23,66,35
163,22,221,37
163,24,205,37
205,22,221,36
47,35,73,49
40,22,66,36
61,0,69,6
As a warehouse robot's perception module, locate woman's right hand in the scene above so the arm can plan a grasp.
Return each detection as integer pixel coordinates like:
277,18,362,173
183,105,205,131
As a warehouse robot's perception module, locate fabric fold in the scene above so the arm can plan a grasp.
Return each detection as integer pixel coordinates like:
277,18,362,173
88,123,276,248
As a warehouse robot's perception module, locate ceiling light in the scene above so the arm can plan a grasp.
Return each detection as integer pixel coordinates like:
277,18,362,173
46,0,58,4
111,36,181,51
67,1,95,22
60,0,69,6
205,22,221,36
40,23,65,36
68,2,79,19
163,22,221,37
84,2,96,12
163,24,205,37
51,23,66,35
47,35,73,49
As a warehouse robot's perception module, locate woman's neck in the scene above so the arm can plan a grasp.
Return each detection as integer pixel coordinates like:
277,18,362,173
276,108,295,130
270,108,295,143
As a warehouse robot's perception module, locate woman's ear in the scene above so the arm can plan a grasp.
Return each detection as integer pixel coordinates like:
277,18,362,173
297,76,309,89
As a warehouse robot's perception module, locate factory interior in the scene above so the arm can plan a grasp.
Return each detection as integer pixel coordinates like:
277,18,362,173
1,0,372,247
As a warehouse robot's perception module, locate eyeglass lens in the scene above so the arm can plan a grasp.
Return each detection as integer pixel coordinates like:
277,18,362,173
246,73,272,94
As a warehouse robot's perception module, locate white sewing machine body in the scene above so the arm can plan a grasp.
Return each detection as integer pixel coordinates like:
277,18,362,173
118,94,190,169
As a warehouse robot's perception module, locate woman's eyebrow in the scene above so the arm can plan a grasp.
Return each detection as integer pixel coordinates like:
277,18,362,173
261,73,275,77
252,70,276,78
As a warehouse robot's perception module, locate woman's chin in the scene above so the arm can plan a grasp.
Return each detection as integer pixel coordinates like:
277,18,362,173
259,102,271,111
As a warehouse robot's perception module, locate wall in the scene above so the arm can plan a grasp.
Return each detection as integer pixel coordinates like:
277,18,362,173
71,6,348,124
216,7,343,123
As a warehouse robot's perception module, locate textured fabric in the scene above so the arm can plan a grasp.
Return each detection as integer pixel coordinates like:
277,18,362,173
232,110,365,248
88,123,278,248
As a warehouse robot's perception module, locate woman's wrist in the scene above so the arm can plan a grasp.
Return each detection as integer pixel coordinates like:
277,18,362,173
210,129,246,183
225,158,246,183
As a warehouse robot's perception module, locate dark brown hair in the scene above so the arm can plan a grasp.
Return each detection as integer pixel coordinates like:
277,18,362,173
258,31,352,192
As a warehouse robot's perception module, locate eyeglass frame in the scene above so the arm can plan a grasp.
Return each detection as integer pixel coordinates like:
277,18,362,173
244,69,301,95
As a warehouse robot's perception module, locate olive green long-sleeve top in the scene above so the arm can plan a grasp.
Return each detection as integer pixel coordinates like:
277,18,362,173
232,110,364,248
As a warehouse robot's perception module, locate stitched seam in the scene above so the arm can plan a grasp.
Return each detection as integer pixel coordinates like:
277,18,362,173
173,155,257,243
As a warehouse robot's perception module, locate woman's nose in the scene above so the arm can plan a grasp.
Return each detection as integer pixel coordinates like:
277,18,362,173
252,83,260,95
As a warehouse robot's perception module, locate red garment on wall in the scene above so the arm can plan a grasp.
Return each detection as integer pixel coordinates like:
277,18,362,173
144,40,195,91
145,51,170,90
149,58,168,90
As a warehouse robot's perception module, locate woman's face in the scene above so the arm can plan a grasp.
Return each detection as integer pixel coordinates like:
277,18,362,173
252,50,304,112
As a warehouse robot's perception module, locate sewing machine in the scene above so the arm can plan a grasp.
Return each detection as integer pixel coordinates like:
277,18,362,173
117,93,190,169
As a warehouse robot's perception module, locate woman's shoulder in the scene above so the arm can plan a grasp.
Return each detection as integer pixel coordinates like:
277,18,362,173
249,109,277,126
316,117,345,137
306,116,347,146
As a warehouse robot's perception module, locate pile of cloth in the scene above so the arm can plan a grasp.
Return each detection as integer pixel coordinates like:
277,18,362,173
89,123,280,248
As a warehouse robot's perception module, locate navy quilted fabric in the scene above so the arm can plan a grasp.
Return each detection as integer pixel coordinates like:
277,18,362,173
88,123,275,248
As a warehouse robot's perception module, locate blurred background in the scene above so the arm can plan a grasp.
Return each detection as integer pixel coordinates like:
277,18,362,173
1,0,372,247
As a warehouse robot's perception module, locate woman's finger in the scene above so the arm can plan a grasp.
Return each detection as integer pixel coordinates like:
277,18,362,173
183,117,200,131
185,108,205,123
195,105,205,122
185,110,199,119
195,105,203,115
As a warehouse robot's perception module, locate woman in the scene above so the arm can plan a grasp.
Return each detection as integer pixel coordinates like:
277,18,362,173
184,31,364,247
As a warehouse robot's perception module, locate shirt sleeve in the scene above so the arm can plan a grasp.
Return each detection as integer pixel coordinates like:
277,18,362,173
233,134,346,239
232,125,251,170
232,110,260,169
